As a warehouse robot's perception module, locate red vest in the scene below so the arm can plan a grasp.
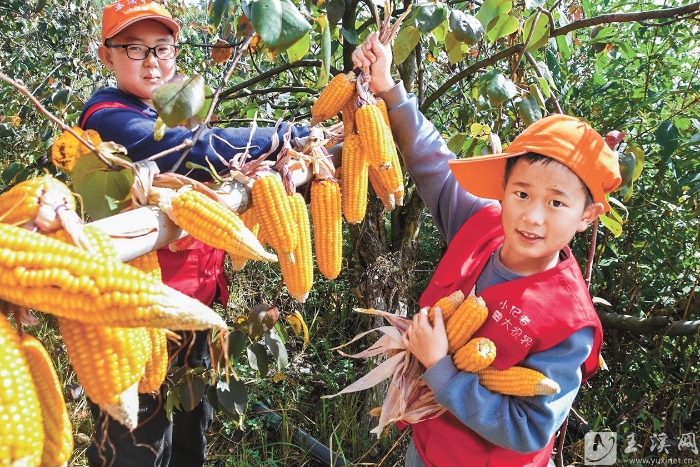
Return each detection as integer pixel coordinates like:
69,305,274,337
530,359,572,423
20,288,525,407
80,101,229,307
413,204,603,467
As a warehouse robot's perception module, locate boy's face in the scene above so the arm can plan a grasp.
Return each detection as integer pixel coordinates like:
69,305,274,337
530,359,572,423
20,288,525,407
499,158,603,276
98,19,178,106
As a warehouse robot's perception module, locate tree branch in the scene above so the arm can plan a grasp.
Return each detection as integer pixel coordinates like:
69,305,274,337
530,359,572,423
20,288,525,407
218,60,322,102
598,309,700,336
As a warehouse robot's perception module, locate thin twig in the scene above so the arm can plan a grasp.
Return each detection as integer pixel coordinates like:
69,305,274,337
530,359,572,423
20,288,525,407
169,31,255,173
0,71,127,171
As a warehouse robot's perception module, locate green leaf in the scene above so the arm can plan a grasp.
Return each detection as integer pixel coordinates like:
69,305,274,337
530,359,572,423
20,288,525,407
71,151,133,220
247,342,269,377
445,32,465,64
244,0,311,54
449,9,484,45
485,14,518,43
522,12,550,51
326,0,345,26
485,72,517,106
415,4,448,34
393,26,421,65
265,330,288,371
537,76,551,97
211,0,232,27
618,150,636,187
228,329,248,359
179,374,207,412
476,0,517,43
529,83,546,109
151,75,206,128
286,30,310,63
315,15,331,88
654,119,679,156
519,95,542,126
216,379,248,418
599,211,623,237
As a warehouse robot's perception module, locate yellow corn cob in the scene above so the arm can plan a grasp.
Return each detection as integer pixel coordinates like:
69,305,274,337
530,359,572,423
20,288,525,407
477,366,561,396
341,94,358,134
125,252,169,395
341,133,369,224
369,137,404,205
427,290,465,324
138,328,169,394
0,174,76,227
20,334,73,466
311,72,357,125
355,103,398,170
0,317,44,466
228,206,262,271
367,165,396,211
376,98,391,126
50,127,102,172
446,295,490,354
279,193,314,302
453,337,497,373
310,178,343,280
127,250,163,282
169,189,277,263
251,174,299,257
59,317,148,429
0,223,227,330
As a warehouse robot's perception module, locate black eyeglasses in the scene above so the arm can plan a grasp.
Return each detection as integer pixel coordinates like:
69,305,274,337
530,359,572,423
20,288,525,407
105,43,178,60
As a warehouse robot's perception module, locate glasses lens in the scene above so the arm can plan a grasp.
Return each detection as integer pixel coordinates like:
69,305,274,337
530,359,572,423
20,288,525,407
155,45,176,60
125,45,148,59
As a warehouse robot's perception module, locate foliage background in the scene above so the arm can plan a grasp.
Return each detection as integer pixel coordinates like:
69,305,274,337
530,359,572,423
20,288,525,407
1,0,699,465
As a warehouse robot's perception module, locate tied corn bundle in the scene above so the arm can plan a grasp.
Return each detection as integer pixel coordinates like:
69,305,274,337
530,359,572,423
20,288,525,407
322,292,561,437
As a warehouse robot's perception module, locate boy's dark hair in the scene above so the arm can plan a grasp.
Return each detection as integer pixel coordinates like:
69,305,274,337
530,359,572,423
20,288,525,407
504,152,594,208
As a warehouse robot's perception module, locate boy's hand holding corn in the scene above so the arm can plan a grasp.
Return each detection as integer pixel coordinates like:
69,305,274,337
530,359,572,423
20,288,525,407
402,307,449,369
352,32,394,95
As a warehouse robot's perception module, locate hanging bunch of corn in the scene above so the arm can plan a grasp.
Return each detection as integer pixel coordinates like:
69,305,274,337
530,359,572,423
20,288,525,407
20,334,74,466
0,316,45,466
310,71,357,125
279,193,314,302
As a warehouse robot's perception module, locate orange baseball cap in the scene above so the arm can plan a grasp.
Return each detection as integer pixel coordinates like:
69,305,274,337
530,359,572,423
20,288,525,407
102,0,180,44
447,114,621,212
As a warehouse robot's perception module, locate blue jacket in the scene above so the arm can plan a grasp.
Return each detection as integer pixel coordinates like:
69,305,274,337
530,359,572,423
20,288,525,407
79,87,310,180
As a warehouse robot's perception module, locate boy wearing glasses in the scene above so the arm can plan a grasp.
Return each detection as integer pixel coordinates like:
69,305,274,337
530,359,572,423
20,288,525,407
80,2,310,466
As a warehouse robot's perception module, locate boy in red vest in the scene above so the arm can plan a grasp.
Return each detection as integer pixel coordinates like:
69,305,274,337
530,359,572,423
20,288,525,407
353,34,620,466
81,2,309,466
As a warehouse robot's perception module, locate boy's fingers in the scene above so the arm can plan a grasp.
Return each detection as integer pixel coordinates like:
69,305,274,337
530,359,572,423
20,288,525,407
432,307,445,326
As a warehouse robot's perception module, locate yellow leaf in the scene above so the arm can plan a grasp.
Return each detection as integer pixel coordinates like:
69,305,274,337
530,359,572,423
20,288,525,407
50,127,103,172
273,372,287,383
285,311,309,349
10,114,21,127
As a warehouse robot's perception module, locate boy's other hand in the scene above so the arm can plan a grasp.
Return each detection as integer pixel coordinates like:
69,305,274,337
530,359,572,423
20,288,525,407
402,307,449,369
351,32,394,95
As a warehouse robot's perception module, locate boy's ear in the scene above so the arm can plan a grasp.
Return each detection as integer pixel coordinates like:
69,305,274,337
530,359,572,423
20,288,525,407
577,202,605,232
97,45,116,71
